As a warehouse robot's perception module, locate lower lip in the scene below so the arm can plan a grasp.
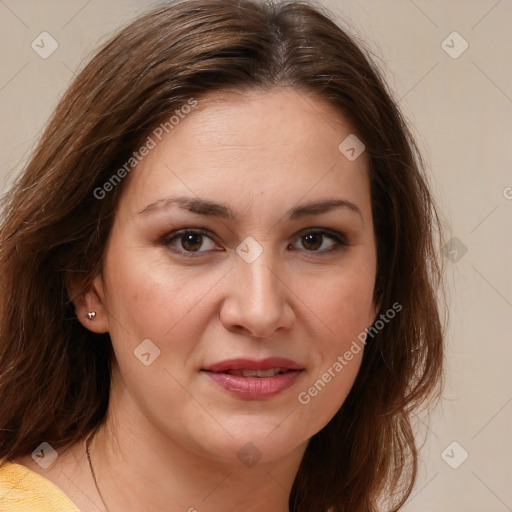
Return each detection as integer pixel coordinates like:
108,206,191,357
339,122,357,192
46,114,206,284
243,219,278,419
202,370,303,400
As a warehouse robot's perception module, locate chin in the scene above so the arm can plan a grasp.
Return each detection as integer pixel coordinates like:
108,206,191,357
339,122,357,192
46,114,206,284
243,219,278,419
181,421,307,466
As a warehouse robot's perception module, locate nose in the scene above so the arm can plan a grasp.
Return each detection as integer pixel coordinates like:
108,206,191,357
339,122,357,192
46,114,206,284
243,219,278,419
219,248,295,338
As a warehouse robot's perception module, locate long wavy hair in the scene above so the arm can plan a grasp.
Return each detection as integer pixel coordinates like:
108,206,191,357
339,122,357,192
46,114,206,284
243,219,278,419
0,1,446,510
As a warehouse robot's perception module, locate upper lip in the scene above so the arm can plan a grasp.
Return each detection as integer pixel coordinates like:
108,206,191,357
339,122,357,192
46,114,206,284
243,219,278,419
202,357,304,373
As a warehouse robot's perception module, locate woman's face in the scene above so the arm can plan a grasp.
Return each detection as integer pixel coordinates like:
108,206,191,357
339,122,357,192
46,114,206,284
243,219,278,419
89,87,378,465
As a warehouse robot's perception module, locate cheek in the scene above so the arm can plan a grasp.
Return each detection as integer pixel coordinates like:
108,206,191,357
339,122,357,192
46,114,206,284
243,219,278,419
104,244,211,330
302,278,369,384
300,261,376,347
323,281,374,342
100,248,219,402
298,350,363,424
294,278,370,435
293,255,375,418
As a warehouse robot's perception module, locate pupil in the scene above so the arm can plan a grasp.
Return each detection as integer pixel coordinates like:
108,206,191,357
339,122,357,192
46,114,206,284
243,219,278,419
182,233,202,251
303,233,322,250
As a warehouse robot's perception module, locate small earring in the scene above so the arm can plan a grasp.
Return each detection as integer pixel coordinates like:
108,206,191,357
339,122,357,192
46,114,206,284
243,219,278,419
87,312,97,320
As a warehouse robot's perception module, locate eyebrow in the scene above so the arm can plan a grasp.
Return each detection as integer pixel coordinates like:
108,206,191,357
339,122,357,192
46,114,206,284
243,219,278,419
137,196,363,223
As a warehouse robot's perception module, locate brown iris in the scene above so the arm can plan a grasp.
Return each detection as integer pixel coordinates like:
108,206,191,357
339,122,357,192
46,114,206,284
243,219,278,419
302,233,322,251
181,233,203,252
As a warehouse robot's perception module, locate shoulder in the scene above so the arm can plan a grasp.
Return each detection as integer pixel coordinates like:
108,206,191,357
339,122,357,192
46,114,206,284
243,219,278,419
0,459,80,512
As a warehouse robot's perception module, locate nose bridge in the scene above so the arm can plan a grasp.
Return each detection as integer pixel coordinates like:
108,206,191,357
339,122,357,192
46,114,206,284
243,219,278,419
236,242,283,309
221,239,293,337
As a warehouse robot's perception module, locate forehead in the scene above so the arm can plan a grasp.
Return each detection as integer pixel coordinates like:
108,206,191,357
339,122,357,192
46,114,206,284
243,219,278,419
120,87,371,219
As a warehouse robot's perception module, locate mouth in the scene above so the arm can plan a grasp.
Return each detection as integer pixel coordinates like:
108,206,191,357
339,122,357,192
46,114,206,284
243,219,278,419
202,357,304,373
214,368,294,378
201,357,304,400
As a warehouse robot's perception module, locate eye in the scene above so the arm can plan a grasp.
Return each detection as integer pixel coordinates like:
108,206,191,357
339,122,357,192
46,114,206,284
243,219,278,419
161,228,220,257
290,228,348,253
160,227,348,258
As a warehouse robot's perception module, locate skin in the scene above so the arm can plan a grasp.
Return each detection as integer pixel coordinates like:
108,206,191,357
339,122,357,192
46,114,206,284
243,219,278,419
13,87,378,512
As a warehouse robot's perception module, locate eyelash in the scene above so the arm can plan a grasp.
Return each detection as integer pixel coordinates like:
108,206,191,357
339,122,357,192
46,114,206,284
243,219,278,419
160,227,349,258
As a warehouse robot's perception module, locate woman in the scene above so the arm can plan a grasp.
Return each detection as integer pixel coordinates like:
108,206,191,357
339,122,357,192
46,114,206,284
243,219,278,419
0,0,445,511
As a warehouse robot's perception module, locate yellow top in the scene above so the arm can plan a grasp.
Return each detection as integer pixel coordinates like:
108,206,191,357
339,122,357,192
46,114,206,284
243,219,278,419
0,460,80,511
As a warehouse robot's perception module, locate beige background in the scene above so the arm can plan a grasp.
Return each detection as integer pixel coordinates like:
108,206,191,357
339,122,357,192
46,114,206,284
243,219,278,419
1,1,511,510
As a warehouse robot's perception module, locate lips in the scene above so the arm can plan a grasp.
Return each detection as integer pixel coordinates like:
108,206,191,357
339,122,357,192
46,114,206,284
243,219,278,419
202,357,304,373
201,357,304,400
222,368,288,377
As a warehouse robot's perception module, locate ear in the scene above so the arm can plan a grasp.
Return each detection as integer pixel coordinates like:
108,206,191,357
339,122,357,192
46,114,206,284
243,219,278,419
67,273,110,334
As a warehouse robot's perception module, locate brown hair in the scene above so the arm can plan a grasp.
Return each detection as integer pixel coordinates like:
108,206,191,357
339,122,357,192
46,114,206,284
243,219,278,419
0,1,446,510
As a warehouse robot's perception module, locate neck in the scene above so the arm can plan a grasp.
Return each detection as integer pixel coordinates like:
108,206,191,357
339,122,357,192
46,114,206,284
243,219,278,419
89,369,306,512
